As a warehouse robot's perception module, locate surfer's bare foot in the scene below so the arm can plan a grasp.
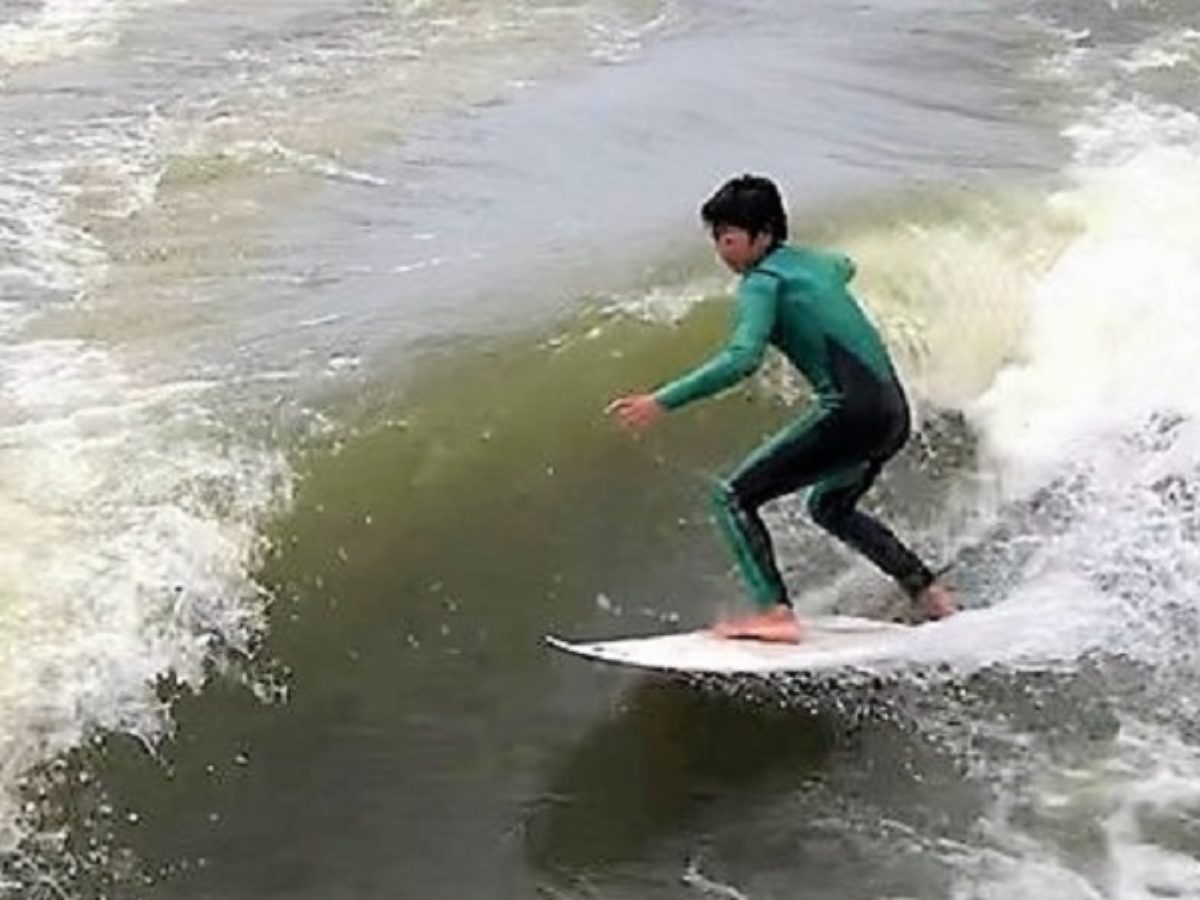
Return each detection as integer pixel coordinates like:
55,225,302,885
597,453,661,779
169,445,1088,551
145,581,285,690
917,581,958,620
712,605,806,644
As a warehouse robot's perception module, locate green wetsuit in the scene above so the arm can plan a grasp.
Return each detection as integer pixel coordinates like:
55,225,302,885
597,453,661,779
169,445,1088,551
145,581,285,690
655,244,934,608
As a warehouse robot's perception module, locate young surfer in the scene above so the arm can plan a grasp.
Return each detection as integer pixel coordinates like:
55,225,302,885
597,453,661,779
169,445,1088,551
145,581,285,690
607,174,958,643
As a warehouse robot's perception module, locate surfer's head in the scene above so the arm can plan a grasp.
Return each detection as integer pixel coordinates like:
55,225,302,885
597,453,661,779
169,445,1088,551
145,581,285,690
701,174,787,273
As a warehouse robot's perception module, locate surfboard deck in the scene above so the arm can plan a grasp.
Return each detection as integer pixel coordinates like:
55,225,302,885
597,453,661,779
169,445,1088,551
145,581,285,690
545,615,916,674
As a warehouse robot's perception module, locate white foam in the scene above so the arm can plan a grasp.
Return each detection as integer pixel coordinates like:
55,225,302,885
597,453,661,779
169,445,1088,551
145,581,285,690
601,278,725,325
973,108,1200,500
1103,729,1200,898
0,0,186,73
952,721,1200,900
1117,28,1200,74
905,572,1119,670
934,22,1200,895
846,216,1039,412
0,162,108,296
587,4,678,65
222,137,390,187
1,108,165,306
0,0,118,69
682,859,751,900
0,340,290,851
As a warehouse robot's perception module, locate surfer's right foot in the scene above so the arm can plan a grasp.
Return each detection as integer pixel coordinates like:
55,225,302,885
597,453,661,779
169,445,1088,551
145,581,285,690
917,581,958,620
712,605,806,644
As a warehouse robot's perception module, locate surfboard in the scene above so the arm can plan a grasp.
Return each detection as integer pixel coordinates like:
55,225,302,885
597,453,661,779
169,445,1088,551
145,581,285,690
545,615,916,675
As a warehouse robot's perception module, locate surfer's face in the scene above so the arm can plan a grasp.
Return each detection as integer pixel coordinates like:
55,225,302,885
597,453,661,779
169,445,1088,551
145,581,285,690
712,225,773,273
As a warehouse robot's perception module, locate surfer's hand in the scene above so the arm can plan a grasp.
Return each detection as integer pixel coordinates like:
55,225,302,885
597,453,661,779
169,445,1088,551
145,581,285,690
606,394,663,433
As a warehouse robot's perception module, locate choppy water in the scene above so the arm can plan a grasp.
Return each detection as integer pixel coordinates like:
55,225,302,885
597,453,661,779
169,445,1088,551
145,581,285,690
2,0,1200,897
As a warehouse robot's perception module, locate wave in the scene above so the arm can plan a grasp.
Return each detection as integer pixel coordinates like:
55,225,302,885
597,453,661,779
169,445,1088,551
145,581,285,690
3,0,1198,895
923,10,1200,896
0,0,679,881
577,14,1200,893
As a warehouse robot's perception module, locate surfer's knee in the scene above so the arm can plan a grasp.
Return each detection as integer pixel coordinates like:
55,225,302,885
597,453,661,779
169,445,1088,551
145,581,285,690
713,477,764,524
711,477,740,514
807,489,849,536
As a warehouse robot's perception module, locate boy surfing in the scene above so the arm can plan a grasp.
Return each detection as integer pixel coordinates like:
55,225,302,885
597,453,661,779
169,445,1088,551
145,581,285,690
607,175,957,643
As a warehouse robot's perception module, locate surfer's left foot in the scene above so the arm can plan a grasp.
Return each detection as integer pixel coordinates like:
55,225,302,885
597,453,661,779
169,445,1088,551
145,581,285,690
712,605,806,644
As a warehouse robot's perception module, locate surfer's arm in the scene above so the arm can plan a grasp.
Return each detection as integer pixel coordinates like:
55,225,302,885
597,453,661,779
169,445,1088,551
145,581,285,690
653,273,778,411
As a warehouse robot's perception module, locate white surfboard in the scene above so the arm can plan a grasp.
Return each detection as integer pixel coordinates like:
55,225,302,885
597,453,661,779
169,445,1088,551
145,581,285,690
545,615,916,675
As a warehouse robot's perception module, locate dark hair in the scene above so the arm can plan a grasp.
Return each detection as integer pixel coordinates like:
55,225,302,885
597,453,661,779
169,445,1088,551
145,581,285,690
700,174,788,243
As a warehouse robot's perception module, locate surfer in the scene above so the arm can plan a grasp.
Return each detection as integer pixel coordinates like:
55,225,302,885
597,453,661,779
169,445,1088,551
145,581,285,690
607,174,958,643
